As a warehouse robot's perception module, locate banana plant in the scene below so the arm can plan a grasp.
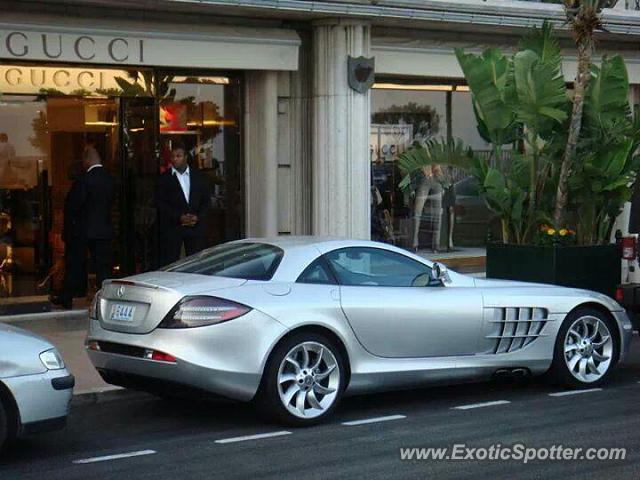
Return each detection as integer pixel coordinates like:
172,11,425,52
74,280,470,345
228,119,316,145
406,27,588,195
570,55,640,244
397,138,474,191
451,22,567,243
553,0,619,225
570,139,640,244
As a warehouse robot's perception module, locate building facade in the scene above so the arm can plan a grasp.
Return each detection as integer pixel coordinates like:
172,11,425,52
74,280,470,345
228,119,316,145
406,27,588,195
1,0,640,308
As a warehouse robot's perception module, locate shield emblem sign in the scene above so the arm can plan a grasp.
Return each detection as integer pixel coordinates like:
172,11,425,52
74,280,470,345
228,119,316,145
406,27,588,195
348,56,375,94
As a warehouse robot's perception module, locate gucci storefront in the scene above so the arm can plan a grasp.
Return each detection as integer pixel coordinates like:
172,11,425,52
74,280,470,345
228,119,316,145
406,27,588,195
0,16,300,310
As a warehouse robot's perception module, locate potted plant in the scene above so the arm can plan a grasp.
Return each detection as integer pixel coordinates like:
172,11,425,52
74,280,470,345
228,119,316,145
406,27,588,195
398,19,639,297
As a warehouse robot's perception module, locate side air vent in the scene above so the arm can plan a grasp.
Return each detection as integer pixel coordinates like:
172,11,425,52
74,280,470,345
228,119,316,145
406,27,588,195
487,307,549,354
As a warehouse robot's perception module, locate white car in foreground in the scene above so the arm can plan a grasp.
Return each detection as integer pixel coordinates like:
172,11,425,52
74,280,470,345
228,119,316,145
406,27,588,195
0,323,74,450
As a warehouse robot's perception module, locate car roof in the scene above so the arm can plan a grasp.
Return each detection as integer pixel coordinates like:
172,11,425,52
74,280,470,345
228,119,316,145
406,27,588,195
233,236,436,282
235,236,410,253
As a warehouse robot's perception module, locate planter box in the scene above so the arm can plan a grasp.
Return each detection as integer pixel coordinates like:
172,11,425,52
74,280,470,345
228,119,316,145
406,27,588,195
486,243,620,298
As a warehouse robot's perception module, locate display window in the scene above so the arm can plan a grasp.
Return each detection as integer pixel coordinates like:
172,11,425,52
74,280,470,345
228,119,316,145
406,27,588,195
371,78,501,252
0,65,243,305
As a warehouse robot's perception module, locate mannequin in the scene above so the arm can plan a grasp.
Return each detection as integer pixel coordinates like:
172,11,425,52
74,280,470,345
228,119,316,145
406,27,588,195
412,164,444,253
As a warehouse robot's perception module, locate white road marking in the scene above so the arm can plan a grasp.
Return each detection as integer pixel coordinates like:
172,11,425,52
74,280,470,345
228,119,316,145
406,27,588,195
342,414,407,426
452,400,511,410
215,431,292,444
73,450,157,464
548,388,603,397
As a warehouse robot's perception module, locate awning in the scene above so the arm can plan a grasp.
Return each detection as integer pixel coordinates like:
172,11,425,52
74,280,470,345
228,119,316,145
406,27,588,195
0,13,301,71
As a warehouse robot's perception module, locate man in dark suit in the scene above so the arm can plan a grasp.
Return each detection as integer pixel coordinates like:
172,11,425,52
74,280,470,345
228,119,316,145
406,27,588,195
156,142,211,266
52,162,87,309
59,146,115,308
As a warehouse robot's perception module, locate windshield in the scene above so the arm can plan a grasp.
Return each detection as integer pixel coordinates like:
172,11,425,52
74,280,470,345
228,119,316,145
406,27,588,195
161,242,284,281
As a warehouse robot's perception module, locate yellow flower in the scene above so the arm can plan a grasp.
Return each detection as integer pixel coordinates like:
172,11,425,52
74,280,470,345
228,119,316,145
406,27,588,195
547,228,556,236
559,229,568,237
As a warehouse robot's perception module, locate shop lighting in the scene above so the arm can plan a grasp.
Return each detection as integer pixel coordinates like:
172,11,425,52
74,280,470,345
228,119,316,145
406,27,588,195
84,121,119,126
373,83,470,92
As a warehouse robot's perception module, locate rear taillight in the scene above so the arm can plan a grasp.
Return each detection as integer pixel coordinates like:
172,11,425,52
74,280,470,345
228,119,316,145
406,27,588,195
145,350,177,363
158,296,251,329
616,287,624,303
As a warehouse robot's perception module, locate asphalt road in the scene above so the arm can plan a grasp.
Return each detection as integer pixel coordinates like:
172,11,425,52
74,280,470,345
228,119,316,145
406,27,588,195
2,338,640,480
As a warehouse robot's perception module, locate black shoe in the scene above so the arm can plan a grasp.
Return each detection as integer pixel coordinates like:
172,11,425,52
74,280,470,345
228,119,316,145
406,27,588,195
50,296,72,310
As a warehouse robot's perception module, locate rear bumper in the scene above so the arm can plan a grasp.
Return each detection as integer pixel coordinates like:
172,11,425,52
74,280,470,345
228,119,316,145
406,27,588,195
612,310,635,361
618,284,640,331
2,369,73,437
86,310,287,402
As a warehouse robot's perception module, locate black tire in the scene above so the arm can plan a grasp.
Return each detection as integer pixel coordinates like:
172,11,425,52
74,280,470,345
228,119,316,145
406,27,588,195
547,307,619,388
0,398,8,453
256,332,346,426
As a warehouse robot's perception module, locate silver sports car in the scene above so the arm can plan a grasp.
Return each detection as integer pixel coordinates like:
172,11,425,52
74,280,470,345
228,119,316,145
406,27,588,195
86,237,634,425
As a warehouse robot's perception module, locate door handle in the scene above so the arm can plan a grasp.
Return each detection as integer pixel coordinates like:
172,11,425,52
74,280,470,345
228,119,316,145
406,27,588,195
330,288,340,301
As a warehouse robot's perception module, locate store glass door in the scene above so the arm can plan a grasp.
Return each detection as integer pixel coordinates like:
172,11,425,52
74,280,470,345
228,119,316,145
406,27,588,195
0,95,48,300
120,97,158,275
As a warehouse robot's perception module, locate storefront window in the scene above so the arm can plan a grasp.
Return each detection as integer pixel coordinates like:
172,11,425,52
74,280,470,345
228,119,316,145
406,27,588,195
159,75,243,249
371,80,498,252
0,66,243,307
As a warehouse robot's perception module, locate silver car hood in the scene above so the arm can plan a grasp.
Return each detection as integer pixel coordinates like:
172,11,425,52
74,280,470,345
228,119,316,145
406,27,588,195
0,323,54,378
473,278,552,289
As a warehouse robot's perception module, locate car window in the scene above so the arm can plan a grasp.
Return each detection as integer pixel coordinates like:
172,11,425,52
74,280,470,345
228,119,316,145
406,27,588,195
325,247,435,287
297,259,337,285
162,242,284,281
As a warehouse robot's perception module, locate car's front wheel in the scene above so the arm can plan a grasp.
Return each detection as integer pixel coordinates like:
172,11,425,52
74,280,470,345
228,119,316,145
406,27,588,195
549,307,618,387
258,333,345,426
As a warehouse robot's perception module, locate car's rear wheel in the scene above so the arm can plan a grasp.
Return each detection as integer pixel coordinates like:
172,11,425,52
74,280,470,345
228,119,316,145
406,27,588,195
549,307,618,387
257,333,345,426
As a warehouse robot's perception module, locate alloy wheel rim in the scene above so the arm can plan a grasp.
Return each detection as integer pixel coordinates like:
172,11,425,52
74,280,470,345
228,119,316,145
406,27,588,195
277,341,340,419
564,316,613,383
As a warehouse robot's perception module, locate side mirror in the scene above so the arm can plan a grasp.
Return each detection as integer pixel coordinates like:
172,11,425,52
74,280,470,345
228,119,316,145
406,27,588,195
432,262,451,284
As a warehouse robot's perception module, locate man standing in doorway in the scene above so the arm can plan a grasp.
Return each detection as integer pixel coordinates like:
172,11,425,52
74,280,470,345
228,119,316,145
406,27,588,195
156,142,211,265
59,146,115,308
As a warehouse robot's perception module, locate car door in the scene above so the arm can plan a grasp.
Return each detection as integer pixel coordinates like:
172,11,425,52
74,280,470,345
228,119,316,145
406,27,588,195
324,247,483,358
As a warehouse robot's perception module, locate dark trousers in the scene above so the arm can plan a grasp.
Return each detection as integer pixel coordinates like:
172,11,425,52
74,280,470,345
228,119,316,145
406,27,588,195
61,238,87,303
159,235,206,266
61,238,111,303
88,239,112,289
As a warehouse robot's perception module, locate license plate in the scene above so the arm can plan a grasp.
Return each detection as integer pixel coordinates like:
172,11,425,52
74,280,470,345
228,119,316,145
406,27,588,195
110,304,136,322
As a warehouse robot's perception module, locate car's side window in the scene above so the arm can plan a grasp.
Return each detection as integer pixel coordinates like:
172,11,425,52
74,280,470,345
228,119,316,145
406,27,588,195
324,247,437,287
297,258,338,285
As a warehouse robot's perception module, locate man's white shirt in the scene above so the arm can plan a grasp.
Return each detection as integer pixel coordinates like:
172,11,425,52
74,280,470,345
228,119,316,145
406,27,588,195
172,166,191,203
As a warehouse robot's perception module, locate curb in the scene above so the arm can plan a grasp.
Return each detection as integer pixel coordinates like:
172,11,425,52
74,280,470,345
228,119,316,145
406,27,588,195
1,309,89,327
71,387,150,407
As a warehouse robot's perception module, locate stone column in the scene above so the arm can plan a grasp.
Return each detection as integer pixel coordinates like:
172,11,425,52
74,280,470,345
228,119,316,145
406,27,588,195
244,70,279,237
312,19,371,239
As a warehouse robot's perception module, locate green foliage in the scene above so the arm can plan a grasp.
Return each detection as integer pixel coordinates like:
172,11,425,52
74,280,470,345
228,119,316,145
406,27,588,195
454,48,517,147
402,21,637,246
397,138,474,190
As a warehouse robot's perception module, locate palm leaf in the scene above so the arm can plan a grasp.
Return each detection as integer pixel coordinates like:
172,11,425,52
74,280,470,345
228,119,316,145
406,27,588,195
455,48,517,146
397,138,474,191
584,55,630,134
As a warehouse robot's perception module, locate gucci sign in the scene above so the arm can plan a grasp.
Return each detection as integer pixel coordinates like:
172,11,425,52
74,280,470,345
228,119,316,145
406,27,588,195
0,30,145,65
